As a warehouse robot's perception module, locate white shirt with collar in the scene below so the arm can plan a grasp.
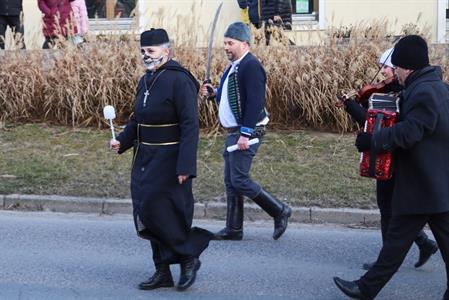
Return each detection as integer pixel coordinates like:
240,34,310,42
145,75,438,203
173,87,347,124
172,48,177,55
218,51,269,129
218,51,249,128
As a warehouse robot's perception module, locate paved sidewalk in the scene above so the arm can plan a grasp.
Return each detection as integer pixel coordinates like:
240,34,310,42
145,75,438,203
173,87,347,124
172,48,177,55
0,194,380,226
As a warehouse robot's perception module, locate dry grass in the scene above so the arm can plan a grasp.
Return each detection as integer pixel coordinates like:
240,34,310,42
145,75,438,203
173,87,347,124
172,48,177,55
0,39,141,128
1,22,447,132
0,124,376,208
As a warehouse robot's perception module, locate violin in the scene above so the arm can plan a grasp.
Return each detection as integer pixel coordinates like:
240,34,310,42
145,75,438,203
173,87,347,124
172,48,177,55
355,80,388,103
339,77,393,106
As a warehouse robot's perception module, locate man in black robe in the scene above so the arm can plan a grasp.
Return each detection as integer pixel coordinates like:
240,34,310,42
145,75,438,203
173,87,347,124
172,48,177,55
110,28,213,292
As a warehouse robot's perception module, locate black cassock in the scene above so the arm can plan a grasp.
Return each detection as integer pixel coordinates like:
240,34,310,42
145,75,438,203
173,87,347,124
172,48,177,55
117,59,213,264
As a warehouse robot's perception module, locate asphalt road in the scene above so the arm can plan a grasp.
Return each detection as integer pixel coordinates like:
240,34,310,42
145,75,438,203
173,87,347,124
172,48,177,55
0,211,444,300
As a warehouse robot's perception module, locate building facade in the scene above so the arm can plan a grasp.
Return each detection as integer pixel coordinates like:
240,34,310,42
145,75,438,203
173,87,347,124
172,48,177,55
5,0,449,49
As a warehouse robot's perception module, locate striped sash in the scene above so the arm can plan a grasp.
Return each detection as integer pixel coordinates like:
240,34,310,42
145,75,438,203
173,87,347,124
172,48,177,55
227,70,242,123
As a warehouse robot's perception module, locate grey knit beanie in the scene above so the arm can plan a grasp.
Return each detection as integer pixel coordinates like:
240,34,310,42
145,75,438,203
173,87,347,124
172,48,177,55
224,22,251,45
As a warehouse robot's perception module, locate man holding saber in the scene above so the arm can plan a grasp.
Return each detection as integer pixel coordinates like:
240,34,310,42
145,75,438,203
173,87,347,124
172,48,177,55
201,22,292,241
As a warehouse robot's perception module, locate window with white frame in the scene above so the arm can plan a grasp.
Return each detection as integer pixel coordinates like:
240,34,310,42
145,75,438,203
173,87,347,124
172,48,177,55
446,0,449,18
291,0,318,22
292,0,312,14
86,0,136,19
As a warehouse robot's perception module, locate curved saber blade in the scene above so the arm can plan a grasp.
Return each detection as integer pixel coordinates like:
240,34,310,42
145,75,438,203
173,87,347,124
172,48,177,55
205,2,223,81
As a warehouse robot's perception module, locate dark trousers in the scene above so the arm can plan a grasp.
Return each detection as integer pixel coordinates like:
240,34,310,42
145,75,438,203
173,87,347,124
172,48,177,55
150,241,194,266
223,133,262,199
358,211,449,298
42,36,69,49
263,20,293,46
377,178,430,246
42,37,57,49
151,241,163,265
0,14,25,49
264,22,276,46
151,241,180,266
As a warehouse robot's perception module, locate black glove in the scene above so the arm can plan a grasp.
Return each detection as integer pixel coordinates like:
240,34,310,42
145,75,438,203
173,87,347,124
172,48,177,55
355,132,372,152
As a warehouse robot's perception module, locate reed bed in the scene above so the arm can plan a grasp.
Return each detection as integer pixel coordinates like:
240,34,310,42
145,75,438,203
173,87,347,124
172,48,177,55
1,23,447,132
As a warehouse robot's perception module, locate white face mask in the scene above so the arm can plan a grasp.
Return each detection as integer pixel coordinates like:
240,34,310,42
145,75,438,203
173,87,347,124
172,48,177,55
142,54,165,71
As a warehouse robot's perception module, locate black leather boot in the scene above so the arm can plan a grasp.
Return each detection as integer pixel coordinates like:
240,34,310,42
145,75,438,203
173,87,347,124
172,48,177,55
214,195,244,240
415,238,438,268
333,277,371,300
252,189,292,240
362,261,375,270
177,257,201,291
138,263,174,290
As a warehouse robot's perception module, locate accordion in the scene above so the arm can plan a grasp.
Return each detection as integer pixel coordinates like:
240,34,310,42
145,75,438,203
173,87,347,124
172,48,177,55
360,93,400,180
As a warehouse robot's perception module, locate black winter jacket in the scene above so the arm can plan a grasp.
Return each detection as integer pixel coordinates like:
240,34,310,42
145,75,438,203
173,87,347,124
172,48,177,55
373,66,449,215
0,0,23,16
237,0,260,27
261,0,292,26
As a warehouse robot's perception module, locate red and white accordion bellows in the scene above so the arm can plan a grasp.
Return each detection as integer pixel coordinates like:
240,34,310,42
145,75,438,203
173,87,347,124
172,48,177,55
360,93,400,180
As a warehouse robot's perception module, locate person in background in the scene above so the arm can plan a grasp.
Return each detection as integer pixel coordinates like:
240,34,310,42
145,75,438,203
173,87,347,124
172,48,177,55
70,0,88,45
38,0,73,49
237,0,261,29
261,0,292,45
0,0,25,49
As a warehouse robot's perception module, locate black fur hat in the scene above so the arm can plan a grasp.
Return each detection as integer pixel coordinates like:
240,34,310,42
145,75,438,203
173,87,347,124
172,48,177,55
140,28,169,47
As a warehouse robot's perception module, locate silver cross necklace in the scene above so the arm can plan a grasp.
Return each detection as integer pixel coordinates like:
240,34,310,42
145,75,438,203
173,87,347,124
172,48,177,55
143,70,166,107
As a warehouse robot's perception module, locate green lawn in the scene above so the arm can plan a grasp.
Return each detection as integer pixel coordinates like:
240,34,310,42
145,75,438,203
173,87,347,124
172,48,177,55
0,124,376,208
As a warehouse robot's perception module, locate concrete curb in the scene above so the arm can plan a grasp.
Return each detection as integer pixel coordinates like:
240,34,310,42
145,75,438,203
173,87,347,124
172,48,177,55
0,194,380,225
0,194,4,209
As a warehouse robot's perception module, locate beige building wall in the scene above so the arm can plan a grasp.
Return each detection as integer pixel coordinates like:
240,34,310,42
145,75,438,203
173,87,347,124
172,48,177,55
8,0,446,49
139,0,446,44
17,0,240,49
139,0,241,47
277,0,443,45
324,0,438,39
